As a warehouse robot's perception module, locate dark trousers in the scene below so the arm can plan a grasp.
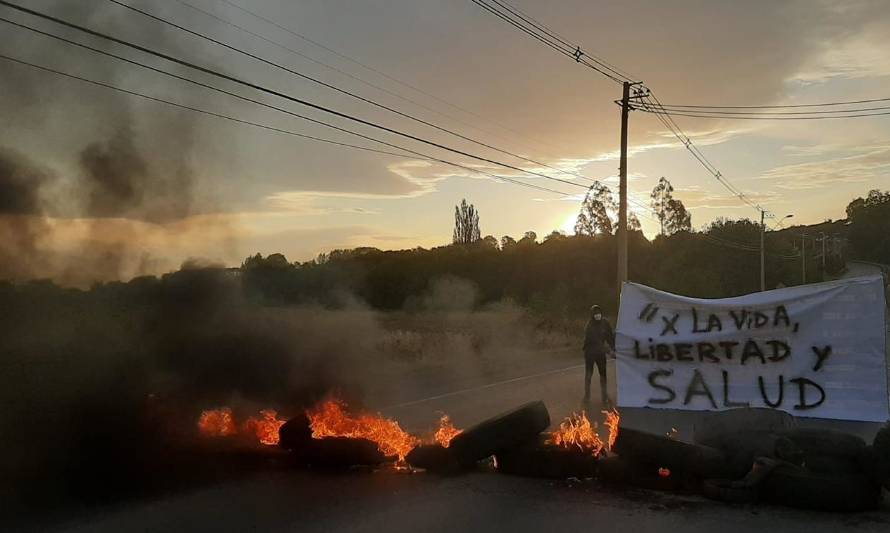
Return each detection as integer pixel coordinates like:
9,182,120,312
584,351,608,402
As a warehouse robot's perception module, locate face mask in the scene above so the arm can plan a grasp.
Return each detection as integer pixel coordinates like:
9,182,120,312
593,313,602,321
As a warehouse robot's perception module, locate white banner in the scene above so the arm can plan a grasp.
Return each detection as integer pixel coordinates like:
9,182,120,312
615,276,889,422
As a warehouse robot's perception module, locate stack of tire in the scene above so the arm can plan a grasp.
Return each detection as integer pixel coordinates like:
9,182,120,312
695,408,885,512
407,401,554,475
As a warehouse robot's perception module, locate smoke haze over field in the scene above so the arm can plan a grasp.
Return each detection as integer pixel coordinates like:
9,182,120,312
0,0,232,286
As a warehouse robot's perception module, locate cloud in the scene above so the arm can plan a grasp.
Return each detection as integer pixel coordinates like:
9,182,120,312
757,144,890,190
673,185,784,210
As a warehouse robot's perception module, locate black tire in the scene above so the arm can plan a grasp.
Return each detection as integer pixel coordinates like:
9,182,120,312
300,437,388,468
406,444,461,474
804,454,862,475
694,408,795,446
613,427,729,479
704,431,802,479
278,413,312,451
449,401,550,467
597,456,690,492
759,464,882,512
496,436,598,479
702,479,757,504
779,428,866,459
872,423,890,490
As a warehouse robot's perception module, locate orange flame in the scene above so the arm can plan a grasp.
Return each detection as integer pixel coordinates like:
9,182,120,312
547,411,605,455
198,407,236,437
243,409,287,446
306,398,419,462
603,408,620,451
433,414,462,448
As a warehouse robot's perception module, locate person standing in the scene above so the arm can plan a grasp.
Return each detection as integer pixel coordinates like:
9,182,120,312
582,304,615,406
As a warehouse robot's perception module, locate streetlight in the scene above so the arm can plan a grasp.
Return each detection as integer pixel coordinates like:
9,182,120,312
761,214,793,291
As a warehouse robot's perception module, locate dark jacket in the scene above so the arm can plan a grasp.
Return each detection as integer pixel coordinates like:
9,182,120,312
583,318,615,356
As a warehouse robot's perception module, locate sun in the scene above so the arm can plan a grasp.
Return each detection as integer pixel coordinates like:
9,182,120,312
560,212,577,235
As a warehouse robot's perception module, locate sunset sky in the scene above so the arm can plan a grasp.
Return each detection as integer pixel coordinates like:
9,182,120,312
2,0,890,281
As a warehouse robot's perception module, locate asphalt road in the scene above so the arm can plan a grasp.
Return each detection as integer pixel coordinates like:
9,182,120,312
37,353,889,533
28,268,890,532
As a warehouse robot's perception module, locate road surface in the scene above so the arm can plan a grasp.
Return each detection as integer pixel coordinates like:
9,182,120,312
18,270,890,532
25,347,887,533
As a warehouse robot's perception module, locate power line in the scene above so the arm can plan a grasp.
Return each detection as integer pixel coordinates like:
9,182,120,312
640,91,765,213
482,0,639,83
639,103,890,116
469,0,629,84
0,2,600,196
469,0,764,217
638,106,890,121
0,52,417,160
0,14,572,198
216,0,564,154
650,96,890,110
171,0,552,158
105,0,598,188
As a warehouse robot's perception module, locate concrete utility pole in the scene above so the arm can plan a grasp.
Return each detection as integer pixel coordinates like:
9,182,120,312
760,210,766,291
616,81,630,298
801,233,807,284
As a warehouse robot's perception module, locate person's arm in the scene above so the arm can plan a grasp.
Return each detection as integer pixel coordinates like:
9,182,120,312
606,320,616,352
582,320,592,352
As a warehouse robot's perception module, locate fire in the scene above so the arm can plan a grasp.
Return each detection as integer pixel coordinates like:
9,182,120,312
548,409,620,455
547,411,606,455
198,407,236,437
434,414,462,448
603,408,620,450
306,398,419,461
243,409,287,445
658,467,671,478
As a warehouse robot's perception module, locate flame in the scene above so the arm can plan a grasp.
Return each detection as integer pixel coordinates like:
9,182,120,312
434,415,462,448
548,409,620,455
306,398,419,461
658,467,671,478
243,409,286,446
198,407,236,437
547,411,606,455
603,408,620,451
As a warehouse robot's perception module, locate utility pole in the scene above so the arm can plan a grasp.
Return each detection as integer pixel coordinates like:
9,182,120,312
760,210,766,291
821,232,826,272
801,233,807,284
616,81,630,299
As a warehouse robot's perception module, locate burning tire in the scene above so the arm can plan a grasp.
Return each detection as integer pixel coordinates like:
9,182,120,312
448,401,551,467
406,444,460,474
694,408,795,446
495,436,598,479
300,437,388,468
278,413,312,451
612,427,729,479
759,464,882,512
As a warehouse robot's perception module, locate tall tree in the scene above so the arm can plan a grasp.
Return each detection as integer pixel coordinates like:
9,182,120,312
453,199,481,244
665,198,692,234
650,176,674,235
574,182,615,236
627,212,642,232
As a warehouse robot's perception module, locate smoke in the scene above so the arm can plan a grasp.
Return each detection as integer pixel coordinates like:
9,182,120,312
0,0,225,287
0,148,53,280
